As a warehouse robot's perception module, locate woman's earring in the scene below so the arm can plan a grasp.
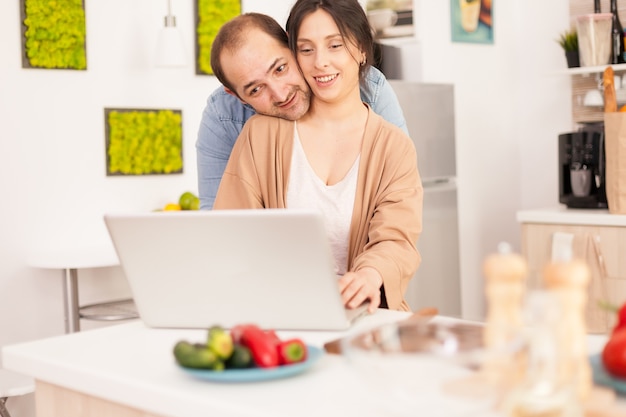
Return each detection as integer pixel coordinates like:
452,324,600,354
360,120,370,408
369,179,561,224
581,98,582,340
360,57,367,66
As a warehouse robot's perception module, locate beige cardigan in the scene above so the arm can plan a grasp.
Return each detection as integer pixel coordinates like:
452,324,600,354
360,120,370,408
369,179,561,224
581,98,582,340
214,106,423,311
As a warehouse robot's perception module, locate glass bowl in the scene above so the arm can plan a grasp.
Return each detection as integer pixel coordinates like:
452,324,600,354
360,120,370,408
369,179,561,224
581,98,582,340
340,319,500,416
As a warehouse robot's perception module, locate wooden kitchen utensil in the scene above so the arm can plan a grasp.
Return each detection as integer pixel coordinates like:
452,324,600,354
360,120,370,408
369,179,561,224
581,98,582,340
543,258,593,401
603,66,617,113
482,243,527,385
322,307,439,354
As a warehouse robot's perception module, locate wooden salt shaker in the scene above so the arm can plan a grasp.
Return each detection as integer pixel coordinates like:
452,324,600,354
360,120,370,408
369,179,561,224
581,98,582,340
482,242,528,384
543,256,592,402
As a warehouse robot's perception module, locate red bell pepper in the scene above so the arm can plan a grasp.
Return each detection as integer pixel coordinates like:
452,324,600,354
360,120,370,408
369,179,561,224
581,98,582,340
603,328,626,378
265,329,281,344
230,324,256,344
277,338,308,365
239,325,280,368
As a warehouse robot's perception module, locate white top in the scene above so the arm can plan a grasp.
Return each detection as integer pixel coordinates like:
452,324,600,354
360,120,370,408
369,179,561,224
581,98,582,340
516,206,626,227
287,125,359,276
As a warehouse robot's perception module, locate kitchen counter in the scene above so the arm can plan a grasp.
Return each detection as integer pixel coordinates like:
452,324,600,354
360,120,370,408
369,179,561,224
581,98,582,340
517,206,626,334
3,310,623,417
3,310,455,417
516,206,626,227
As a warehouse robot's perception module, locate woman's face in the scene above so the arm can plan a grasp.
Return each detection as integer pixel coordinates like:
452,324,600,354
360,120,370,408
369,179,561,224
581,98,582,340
294,9,364,104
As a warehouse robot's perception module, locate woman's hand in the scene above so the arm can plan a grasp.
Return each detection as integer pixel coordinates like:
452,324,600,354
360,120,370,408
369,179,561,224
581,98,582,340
338,267,382,313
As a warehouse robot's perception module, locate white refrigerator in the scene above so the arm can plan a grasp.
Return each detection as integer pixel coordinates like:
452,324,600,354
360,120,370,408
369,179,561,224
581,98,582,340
388,81,461,317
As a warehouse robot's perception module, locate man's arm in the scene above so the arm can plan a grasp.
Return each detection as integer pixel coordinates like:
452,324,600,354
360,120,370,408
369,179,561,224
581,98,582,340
195,88,256,210
360,66,409,135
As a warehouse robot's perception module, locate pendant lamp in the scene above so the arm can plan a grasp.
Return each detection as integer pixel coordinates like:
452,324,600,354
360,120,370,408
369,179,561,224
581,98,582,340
156,0,187,67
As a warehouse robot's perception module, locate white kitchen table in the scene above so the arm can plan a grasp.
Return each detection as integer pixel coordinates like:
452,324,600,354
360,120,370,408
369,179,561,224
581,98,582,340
2,310,624,417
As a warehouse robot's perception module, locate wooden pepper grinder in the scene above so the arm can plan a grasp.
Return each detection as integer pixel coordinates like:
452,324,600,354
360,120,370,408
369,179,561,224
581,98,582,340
543,253,592,402
482,242,528,385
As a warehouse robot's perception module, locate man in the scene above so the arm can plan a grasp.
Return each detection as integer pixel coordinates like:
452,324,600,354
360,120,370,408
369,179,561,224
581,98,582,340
196,12,407,210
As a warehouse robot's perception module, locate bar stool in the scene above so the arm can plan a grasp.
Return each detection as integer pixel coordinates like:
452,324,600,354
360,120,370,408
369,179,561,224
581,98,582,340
0,369,35,417
29,244,138,333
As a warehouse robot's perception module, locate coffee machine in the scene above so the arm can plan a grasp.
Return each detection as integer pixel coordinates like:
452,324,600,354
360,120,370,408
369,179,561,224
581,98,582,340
558,123,607,209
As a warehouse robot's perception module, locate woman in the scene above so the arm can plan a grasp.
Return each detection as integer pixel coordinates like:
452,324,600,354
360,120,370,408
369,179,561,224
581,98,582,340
214,0,423,312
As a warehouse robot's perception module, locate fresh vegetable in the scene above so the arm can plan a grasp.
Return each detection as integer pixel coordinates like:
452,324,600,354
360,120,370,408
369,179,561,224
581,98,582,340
225,344,254,369
173,323,310,371
211,358,226,371
239,325,280,368
173,341,222,369
230,324,256,344
602,328,626,378
207,326,234,359
265,329,281,344
277,338,308,365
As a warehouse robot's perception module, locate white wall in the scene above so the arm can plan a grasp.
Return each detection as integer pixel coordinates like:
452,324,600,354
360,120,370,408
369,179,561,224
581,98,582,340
416,0,573,319
0,1,292,415
1,0,211,346
0,0,573,415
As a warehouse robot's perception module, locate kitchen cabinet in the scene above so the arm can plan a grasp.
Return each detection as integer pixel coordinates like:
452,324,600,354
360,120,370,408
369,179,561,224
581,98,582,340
517,207,626,333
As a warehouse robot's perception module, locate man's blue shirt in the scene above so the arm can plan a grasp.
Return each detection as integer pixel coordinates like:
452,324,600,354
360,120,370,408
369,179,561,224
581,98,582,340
195,66,408,210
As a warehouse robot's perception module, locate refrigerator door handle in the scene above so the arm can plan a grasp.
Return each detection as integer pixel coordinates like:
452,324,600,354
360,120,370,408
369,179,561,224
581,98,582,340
422,177,457,190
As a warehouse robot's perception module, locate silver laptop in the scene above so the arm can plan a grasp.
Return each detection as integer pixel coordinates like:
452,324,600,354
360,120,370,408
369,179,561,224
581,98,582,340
103,209,369,331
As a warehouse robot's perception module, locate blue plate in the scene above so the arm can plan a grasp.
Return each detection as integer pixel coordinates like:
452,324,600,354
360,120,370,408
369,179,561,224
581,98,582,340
590,353,626,395
180,345,323,383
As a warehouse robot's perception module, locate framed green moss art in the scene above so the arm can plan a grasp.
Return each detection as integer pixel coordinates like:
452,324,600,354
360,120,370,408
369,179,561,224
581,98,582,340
20,0,87,70
195,0,241,75
105,109,184,176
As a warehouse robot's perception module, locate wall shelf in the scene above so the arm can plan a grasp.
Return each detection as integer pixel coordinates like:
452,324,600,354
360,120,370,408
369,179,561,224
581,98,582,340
554,63,626,76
